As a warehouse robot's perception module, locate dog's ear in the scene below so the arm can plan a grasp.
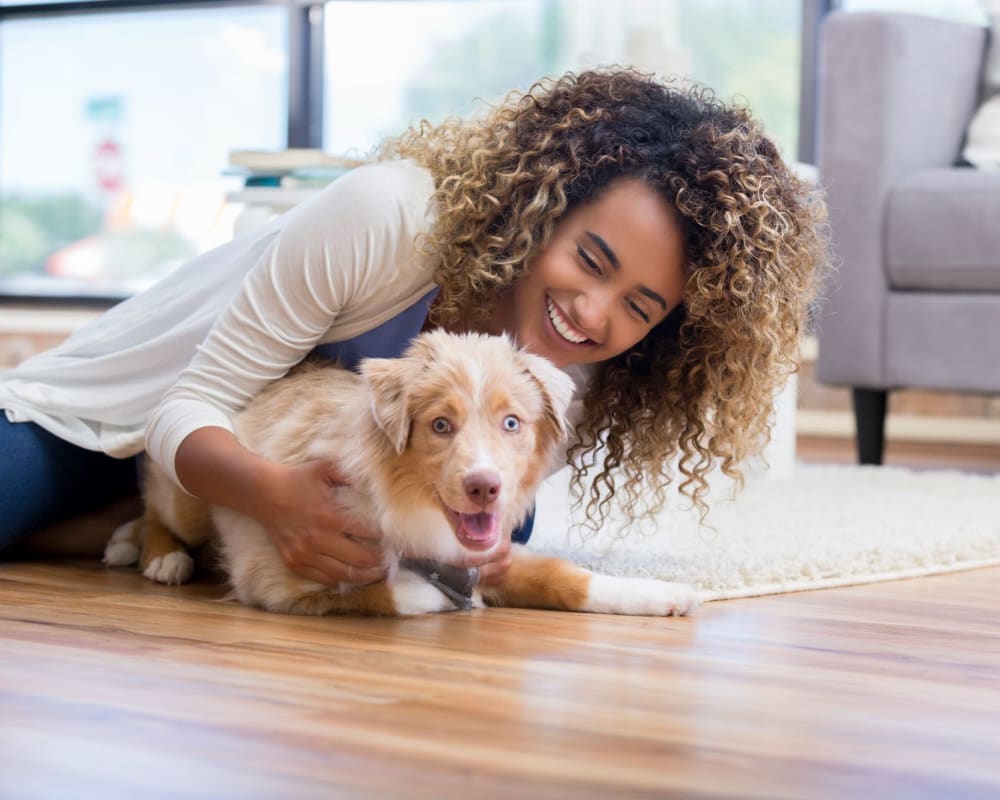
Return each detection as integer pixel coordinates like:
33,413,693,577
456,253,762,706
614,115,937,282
515,351,576,443
360,358,413,454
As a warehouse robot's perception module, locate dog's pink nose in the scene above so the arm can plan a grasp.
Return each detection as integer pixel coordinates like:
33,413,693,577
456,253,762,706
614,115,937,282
464,470,501,506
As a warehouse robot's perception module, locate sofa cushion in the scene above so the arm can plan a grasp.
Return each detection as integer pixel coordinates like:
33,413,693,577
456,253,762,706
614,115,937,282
886,167,1000,292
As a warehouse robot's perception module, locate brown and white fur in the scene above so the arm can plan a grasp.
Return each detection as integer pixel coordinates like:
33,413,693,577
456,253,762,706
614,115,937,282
104,331,699,617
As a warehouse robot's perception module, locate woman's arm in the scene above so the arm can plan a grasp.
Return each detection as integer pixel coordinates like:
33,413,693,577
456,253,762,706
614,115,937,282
174,426,386,585
146,161,437,490
145,161,436,584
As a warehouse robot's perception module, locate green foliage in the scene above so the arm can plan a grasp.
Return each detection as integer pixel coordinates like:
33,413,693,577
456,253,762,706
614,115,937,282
0,194,103,275
0,193,195,286
398,0,802,159
400,11,549,127
0,207,48,275
678,0,801,158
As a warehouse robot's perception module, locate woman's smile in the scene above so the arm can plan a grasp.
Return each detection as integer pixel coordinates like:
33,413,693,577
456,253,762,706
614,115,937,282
545,295,596,347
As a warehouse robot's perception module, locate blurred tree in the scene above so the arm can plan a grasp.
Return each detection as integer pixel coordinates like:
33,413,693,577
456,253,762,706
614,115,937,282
0,194,195,287
678,0,801,158
0,195,102,275
400,10,548,126
0,206,47,275
399,0,800,160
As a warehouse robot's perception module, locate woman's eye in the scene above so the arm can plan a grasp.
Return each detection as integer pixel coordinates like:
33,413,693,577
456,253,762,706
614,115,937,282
628,299,650,324
577,245,602,275
432,417,452,434
502,415,521,432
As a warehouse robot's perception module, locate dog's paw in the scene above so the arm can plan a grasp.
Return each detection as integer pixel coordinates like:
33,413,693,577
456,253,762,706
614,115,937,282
103,520,141,567
143,552,194,585
585,575,702,617
390,570,460,616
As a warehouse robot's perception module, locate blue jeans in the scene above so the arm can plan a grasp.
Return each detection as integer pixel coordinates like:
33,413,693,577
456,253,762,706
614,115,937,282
0,415,140,552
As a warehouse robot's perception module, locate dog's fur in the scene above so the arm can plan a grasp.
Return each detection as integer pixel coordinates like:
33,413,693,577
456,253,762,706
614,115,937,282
104,331,699,617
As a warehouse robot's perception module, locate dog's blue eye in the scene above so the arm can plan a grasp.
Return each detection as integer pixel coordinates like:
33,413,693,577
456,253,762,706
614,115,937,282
432,417,452,434
502,415,520,432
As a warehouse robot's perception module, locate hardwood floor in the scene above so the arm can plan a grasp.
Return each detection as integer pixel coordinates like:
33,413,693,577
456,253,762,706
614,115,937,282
3,435,998,799
3,556,1000,799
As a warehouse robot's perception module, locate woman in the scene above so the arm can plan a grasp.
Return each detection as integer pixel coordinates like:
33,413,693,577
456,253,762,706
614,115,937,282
0,68,827,584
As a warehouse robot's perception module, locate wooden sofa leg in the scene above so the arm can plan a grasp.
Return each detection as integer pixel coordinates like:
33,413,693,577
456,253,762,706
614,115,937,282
853,388,888,465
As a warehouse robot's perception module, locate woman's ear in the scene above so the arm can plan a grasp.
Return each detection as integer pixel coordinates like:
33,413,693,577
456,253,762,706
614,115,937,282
359,358,413,455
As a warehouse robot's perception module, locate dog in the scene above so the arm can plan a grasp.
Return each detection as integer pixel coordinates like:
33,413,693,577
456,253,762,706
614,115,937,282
104,330,699,617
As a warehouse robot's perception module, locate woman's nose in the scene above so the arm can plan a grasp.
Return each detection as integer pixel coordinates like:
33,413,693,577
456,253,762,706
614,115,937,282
572,291,611,340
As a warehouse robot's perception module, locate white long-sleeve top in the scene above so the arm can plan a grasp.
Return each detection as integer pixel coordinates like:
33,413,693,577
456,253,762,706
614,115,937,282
0,160,440,487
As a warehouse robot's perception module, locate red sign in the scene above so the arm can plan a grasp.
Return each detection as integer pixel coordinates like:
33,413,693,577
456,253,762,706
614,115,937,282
95,139,124,191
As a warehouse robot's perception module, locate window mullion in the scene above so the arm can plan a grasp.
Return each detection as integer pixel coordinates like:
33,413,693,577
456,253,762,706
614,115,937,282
287,0,324,148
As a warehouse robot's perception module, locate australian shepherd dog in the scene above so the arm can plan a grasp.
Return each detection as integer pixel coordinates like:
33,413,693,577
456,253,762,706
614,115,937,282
104,331,698,617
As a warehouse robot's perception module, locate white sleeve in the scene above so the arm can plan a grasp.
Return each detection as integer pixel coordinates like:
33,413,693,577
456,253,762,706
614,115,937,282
145,160,435,488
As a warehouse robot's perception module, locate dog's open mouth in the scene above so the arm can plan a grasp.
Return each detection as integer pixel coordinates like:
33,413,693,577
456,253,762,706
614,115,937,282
445,508,501,551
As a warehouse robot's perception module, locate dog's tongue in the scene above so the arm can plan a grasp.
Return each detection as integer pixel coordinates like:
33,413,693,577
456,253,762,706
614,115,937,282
459,511,498,541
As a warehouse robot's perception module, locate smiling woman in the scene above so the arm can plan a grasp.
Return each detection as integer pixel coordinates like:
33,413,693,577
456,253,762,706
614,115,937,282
1,68,827,591
487,178,687,368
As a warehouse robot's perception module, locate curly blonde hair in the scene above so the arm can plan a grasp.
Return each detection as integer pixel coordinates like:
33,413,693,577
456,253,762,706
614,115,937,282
379,68,827,528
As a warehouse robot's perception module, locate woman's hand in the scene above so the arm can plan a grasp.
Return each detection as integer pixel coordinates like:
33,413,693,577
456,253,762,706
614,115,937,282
253,459,387,586
174,428,386,587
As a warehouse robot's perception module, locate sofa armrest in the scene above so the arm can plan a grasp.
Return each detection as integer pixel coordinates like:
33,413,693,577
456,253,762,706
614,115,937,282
815,11,987,388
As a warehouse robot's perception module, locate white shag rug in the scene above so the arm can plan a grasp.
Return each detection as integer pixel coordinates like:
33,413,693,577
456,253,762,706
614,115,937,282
530,464,1000,602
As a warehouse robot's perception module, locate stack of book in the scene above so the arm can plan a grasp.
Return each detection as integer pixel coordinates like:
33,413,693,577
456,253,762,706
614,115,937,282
226,149,365,189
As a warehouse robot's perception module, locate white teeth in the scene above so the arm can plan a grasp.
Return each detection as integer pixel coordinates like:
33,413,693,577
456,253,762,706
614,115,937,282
546,297,589,344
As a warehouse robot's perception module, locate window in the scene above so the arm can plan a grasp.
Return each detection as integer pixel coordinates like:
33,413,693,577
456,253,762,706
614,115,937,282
325,0,803,160
0,3,286,298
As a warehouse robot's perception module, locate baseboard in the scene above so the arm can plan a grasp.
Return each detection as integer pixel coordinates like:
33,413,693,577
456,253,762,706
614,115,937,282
797,409,1000,446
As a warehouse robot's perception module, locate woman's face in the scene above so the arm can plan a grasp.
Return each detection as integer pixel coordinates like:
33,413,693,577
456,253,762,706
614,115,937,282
489,178,686,369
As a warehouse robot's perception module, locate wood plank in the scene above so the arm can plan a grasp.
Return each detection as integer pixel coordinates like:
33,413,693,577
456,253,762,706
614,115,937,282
2,559,1000,799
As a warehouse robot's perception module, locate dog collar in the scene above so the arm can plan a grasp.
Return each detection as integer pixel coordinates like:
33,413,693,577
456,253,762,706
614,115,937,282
399,558,479,611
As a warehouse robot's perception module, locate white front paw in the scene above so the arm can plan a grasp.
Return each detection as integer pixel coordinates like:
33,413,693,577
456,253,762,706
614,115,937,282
585,575,702,616
143,552,194,585
390,570,459,616
103,520,140,567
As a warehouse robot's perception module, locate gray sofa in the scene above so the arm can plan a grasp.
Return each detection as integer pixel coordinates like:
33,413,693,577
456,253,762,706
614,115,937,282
814,11,1000,463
